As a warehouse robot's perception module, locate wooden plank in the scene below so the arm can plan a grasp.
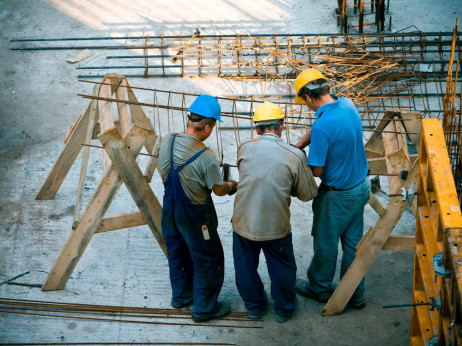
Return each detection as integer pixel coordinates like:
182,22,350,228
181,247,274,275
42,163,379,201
382,235,415,251
36,101,94,200
383,118,410,194
115,79,131,139
99,83,115,174
355,226,374,254
99,127,167,256
400,111,422,150
368,193,386,216
368,157,388,174
64,113,84,144
96,211,147,233
322,158,419,316
73,103,99,228
365,147,383,159
126,81,153,130
368,154,418,175
364,110,397,157
144,136,162,183
387,147,411,194
41,125,148,291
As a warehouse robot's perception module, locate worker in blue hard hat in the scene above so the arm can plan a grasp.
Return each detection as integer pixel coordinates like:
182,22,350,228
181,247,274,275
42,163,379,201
158,95,237,322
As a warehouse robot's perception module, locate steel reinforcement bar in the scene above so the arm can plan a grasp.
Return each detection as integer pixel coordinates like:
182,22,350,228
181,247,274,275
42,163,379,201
11,31,461,79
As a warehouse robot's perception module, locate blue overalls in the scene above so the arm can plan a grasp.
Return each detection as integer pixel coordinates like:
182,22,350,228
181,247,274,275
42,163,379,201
161,134,225,318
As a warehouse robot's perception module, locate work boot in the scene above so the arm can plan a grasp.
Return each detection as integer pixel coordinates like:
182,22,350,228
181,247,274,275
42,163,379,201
191,301,231,322
348,297,366,310
171,298,193,309
295,280,331,303
248,304,266,319
275,310,294,323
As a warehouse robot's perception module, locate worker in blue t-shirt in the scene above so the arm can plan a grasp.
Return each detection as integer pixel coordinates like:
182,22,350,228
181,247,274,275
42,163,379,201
293,68,370,310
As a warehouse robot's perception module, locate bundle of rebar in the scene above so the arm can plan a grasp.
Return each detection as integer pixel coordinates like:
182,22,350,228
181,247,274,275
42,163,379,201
0,297,263,330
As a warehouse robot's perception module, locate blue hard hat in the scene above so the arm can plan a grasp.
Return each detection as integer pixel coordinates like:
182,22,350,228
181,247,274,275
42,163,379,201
188,95,222,122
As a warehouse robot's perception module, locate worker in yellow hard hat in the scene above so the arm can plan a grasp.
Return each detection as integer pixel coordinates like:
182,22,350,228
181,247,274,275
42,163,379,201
293,68,370,310
231,101,318,323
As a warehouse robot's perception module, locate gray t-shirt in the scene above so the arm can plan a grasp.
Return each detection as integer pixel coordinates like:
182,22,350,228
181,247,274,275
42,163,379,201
232,134,318,241
158,133,224,204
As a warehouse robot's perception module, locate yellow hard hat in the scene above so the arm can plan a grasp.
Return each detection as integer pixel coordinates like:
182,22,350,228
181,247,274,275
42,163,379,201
294,68,327,104
253,101,284,122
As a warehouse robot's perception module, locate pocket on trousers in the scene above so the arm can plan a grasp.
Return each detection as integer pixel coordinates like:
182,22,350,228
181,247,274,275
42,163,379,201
329,193,360,216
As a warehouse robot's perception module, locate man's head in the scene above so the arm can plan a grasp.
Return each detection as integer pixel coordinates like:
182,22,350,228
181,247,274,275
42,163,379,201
253,101,284,137
186,95,222,140
295,68,330,108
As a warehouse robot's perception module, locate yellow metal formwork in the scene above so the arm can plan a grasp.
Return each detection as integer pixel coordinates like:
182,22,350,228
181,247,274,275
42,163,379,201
411,119,462,345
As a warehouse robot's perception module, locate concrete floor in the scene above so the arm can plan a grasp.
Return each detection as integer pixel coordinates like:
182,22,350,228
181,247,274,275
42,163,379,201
1,1,461,345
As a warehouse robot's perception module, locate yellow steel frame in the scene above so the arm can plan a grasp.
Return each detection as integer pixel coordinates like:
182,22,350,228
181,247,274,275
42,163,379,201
411,119,462,345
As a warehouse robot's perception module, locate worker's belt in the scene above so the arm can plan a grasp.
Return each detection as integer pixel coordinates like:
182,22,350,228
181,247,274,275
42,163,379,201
319,181,360,192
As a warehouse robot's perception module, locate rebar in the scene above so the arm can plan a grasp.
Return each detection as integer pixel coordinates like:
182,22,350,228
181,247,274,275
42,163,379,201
0,298,262,329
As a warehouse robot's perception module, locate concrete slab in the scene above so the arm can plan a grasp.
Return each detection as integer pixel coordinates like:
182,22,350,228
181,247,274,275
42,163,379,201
1,0,461,344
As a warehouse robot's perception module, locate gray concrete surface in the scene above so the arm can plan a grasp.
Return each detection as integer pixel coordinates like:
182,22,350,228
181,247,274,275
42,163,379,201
0,1,461,345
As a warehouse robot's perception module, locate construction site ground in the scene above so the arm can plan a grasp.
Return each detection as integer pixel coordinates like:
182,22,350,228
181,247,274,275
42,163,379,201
1,1,461,345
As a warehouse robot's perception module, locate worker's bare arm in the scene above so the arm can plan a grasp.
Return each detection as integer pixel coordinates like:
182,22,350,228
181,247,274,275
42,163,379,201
295,128,312,150
213,181,237,196
310,165,324,177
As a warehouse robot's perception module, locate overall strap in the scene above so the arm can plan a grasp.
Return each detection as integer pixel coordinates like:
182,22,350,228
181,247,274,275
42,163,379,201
170,133,209,173
170,134,178,170
176,148,208,173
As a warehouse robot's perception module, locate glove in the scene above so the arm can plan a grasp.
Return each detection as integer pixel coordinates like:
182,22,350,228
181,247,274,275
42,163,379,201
227,179,238,196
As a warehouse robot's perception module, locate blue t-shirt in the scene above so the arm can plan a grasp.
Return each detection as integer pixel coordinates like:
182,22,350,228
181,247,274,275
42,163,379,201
307,96,368,189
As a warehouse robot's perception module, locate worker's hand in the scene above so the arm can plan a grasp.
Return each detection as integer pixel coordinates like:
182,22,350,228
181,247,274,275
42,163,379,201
290,143,306,156
227,179,238,196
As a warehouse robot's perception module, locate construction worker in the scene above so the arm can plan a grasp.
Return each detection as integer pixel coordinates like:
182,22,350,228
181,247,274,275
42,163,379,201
293,68,370,309
158,95,238,322
232,101,318,323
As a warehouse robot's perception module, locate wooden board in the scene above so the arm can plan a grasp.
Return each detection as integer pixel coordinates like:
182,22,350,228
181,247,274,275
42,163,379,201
399,110,422,150
322,158,419,316
36,101,94,200
41,125,148,290
382,235,415,251
387,147,411,194
99,127,167,256
368,193,386,217
382,118,410,194
115,79,131,138
99,83,115,174
368,154,418,175
96,212,147,233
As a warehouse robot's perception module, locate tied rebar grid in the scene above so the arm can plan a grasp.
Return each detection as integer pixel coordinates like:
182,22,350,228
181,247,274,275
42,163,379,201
11,31,461,78
10,30,462,193
78,78,417,172
442,21,462,204
12,31,461,120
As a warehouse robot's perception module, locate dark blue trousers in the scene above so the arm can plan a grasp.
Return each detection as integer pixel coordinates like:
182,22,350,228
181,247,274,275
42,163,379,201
233,232,296,315
161,135,224,317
